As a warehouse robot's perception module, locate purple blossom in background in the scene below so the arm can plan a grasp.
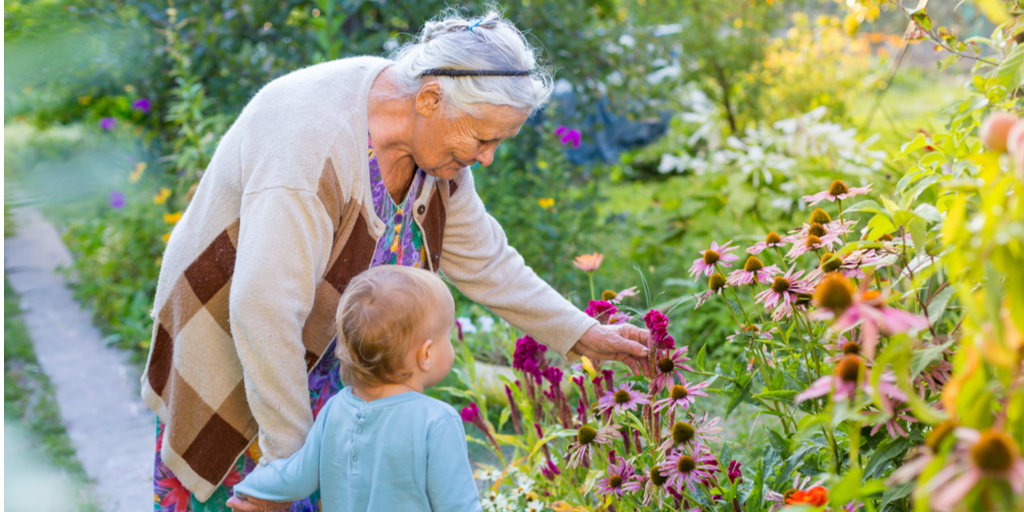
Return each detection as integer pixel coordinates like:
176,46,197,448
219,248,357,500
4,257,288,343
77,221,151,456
542,366,563,386
728,460,743,483
99,117,116,131
132,98,152,113
512,335,547,379
584,300,619,324
459,402,482,423
554,125,581,149
109,190,126,209
644,309,676,350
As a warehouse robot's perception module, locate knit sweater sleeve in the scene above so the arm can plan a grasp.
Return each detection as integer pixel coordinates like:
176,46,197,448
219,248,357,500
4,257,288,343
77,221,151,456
439,169,598,358
229,186,335,464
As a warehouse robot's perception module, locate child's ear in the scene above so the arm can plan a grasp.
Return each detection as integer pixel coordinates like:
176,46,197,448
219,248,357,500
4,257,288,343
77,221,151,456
418,339,435,372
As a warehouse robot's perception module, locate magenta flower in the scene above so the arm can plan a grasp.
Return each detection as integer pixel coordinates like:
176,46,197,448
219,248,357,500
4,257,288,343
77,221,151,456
865,399,917,438
727,460,742,483
132,97,152,113
512,335,547,379
657,411,722,453
555,125,582,148
596,383,649,416
661,447,717,494
596,457,643,496
650,347,694,394
585,300,627,325
540,459,561,480
644,309,675,350
754,268,814,314
109,189,126,209
653,377,711,415
924,428,1024,511
747,232,787,254
688,241,739,280
99,117,116,130
725,256,781,286
802,179,872,205
460,402,501,454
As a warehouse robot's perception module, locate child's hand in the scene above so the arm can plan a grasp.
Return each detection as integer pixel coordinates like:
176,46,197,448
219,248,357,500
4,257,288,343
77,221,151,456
225,494,292,511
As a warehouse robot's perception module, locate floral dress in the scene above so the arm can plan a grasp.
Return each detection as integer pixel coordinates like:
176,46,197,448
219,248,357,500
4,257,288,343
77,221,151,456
153,135,426,512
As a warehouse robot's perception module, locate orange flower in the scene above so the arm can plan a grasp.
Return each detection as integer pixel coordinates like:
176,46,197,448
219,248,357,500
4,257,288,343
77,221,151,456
785,486,828,507
573,253,603,273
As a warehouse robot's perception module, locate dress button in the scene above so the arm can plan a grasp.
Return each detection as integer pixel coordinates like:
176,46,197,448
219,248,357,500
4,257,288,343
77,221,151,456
356,428,362,434
353,455,358,462
417,204,426,215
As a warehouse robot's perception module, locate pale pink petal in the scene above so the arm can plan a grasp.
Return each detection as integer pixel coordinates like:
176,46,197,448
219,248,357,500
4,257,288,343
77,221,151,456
930,470,980,512
796,376,835,402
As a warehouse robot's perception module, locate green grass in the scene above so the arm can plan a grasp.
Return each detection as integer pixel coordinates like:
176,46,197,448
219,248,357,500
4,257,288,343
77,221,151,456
4,278,100,511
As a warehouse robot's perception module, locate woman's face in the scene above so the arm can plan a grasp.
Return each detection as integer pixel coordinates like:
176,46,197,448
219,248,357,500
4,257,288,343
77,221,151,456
411,86,530,180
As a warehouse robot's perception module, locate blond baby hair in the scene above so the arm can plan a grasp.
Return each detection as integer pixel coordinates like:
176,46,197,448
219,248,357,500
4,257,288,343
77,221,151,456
334,266,453,387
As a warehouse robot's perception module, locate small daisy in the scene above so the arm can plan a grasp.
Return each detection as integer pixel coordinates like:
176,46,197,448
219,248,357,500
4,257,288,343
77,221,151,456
524,500,546,512
566,423,619,469
474,467,501,482
747,231,787,254
764,475,826,511
657,411,722,453
596,457,643,497
726,256,781,286
653,377,711,415
802,179,872,205
688,240,739,280
595,383,650,416
754,268,815,313
661,447,718,494
650,347,695,394
924,427,1024,511
695,272,727,309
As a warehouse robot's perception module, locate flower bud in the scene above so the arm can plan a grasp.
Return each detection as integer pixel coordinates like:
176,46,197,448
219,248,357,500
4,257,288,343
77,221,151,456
981,112,1019,152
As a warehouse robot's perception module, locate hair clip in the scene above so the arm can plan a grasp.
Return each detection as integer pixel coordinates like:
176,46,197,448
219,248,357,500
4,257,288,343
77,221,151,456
468,19,483,31
419,68,531,77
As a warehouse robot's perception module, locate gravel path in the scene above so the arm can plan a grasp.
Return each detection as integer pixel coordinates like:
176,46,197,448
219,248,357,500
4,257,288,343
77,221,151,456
5,207,154,511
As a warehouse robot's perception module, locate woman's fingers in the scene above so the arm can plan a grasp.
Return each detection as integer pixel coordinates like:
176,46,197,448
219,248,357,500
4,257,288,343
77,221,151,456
225,496,291,512
573,324,652,375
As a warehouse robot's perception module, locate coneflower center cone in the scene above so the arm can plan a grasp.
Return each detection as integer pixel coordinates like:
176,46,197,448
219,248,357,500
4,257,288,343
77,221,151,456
971,429,1018,472
829,179,849,196
771,276,790,294
709,273,727,291
925,421,956,451
650,467,667,486
783,489,799,501
613,389,631,404
677,455,696,473
765,232,782,244
602,289,617,301
809,222,827,238
672,422,695,444
578,425,597,445
744,256,764,272
670,385,689,400
608,475,622,488
820,252,842,273
805,234,822,248
703,250,720,265
836,355,862,383
841,341,860,355
878,233,894,242
814,274,855,312
658,357,675,374
809,208,832,224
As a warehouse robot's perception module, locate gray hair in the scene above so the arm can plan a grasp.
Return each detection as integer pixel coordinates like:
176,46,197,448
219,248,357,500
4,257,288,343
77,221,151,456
388,9,553,117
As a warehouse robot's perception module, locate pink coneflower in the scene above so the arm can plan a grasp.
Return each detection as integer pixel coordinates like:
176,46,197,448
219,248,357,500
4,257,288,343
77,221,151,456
661,447,717,494
785,231,830,259
609,286,639,303
688,241,739,280
824,335,863,363
764,475,826,511
695,273,728,309
754,268,814,314
788,219,853,253
795,355,906,406
650,347,694,394
726,324,775,343
653,377,711,415
807,249,888,281
596,383,649,416
747,232,787,254
924,428,1024,511
596,457,643,496
573,252,603,272
566,423,619,468
889,421,957,485
803,179,872,205
770,302,807,322
865,398,917,438
915,358,953,395
726,256,781,286
811,274,930,359
657,412,722,453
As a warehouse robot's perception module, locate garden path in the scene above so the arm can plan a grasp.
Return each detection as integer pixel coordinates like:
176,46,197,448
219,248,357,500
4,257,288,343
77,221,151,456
5,207,154,511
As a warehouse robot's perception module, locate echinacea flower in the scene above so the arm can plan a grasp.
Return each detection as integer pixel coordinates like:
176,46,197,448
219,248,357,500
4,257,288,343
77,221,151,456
803,179,872,205
657,412,722,453
889,421,957,484
754,268,814,314
596,383,650,416
865,398,917,438
642,466,669,508
596,457,643,496
109,189,126,209
650,347,694,393
695,273,727,309
924,427,1024,511
661,447,718,494
747,232,787,255
555,125,582,149
573,252,603,272
811,273,930,359
726,324,775,344
795,354,906,406
726,256,781,286
99,117,116,130
653,377,711,415
566,423,619,468
688,241,739,280
764,475,826,511
785,231,829,259
824,335,863,363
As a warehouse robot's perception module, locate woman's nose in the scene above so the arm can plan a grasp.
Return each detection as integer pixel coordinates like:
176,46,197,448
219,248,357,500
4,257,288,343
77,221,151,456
475,146,496,167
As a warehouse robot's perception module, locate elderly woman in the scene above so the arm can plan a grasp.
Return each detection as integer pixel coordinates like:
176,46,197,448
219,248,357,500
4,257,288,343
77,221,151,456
143,10,648,511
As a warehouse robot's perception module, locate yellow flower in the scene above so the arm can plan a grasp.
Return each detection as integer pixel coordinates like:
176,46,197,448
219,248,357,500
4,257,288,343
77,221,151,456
154,187,171,205
538,198,555,210
78,96,92,106
537,161,549,170
248,441,263,465
161,232,171,243
580,356,598,380
129,162,147,184
163,211,182,225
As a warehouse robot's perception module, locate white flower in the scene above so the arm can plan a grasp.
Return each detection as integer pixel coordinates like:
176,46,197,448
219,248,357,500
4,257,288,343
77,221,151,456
457,317,477,334
477,315,495,333
474,468,500,482
525,499,547,512
482,491,508,511
509,474,534,498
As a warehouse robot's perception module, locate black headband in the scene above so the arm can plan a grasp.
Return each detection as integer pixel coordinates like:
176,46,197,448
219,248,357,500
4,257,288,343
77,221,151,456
419,68,531,77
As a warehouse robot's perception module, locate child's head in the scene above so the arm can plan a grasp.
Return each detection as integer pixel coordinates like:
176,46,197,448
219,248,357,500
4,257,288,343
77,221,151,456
334,266,455,389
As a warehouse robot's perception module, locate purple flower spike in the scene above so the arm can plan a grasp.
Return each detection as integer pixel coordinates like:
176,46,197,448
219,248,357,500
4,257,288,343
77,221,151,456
109,190,125,209
99,117,116,131
459,402,481,423
132,98,152,113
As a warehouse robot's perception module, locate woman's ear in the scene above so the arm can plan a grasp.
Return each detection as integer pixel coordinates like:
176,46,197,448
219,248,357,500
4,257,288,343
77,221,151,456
415,82,443,119
417,339,435,372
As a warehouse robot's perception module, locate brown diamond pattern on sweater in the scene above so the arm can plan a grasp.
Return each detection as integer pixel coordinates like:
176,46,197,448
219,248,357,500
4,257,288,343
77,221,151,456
184,230,237,304
183,412,251,484
148,325,174,397
216,381,259,439
421,181,447,273
323,213,374,295
317,158,343,234
158,277,206,340
449,177,460,196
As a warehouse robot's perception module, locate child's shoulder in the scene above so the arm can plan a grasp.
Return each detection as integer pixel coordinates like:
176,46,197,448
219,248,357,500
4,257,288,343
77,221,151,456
407,393,461,422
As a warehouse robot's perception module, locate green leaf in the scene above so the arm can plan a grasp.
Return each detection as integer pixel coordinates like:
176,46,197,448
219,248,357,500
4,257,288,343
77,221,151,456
843,199,884,215
864,437,911,479
881,480,915,510
896,133,929,160
725,376,753,418
830,467,863,508
695,344,707,372
752,390,798,402
926,286,957,324
997,43,1024,94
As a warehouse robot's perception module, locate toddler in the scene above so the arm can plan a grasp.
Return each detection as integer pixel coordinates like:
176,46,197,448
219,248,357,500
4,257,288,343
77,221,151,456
227,266,482,512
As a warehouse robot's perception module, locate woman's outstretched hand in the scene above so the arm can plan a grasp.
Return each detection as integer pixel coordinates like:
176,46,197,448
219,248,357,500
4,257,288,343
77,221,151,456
572,323,650,376
226,495,292,512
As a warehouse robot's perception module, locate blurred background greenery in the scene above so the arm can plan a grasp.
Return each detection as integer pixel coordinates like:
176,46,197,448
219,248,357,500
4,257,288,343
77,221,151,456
3,0,984,367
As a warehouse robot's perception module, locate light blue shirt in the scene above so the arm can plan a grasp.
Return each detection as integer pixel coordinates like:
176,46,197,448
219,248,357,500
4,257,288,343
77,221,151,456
234,388,482,512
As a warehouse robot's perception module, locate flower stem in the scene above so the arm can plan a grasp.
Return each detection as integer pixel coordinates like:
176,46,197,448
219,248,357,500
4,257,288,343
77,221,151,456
588,272,595,302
